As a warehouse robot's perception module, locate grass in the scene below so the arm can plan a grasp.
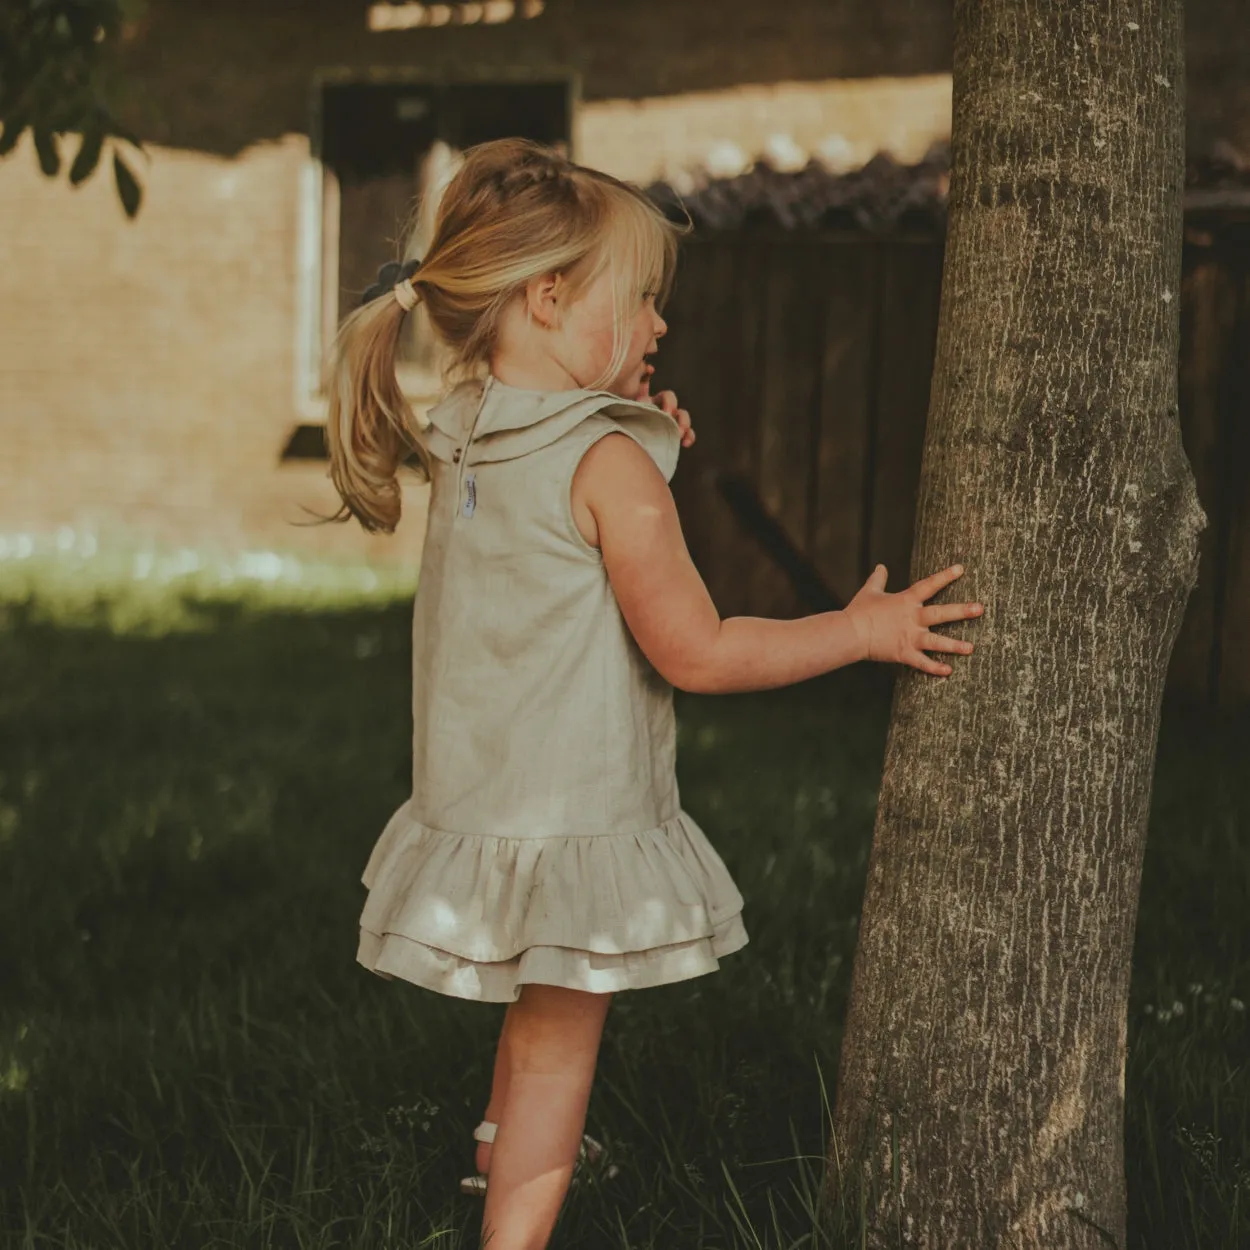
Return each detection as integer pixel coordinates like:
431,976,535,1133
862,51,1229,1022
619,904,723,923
0,559,1246,1248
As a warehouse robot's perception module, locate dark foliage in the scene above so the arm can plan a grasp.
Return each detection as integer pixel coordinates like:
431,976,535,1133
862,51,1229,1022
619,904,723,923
0,0,144,215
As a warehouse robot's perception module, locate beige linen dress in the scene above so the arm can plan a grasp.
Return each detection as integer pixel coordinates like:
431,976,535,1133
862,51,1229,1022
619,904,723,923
356,373,748,1002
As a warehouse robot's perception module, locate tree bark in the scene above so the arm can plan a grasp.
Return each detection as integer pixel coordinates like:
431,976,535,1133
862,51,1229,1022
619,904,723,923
828,2,1205,1247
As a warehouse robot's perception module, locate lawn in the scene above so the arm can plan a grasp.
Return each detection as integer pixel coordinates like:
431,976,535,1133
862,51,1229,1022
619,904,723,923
0,564,1246,1248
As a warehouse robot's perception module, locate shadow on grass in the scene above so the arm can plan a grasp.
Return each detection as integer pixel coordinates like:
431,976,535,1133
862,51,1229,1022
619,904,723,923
0,592,1245,1248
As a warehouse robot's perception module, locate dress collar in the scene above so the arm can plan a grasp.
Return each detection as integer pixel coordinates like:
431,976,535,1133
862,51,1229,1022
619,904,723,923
420,375,681,480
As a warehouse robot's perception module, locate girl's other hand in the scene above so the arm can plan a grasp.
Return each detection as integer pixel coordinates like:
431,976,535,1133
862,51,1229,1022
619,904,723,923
844,563,984,677
639,365,695,448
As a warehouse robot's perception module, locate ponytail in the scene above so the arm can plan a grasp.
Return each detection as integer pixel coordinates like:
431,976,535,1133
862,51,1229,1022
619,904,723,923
325,286,428,535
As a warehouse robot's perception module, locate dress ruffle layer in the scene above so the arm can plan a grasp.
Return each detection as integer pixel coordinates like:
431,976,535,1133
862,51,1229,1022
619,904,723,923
356,801,748,1002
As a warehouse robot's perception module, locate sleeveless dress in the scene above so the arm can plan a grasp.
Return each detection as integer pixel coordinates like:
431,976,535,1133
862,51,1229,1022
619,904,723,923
355,373,748,1002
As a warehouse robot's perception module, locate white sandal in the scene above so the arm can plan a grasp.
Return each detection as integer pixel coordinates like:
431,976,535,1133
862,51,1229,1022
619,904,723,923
458,1121,495,1197
458,1119,617,1197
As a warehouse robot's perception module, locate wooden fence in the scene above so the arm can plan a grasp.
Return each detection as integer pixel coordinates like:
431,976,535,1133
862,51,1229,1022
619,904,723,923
658,222,1250,709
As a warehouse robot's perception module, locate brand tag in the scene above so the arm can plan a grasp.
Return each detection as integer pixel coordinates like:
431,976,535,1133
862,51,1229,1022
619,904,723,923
462,472,477,519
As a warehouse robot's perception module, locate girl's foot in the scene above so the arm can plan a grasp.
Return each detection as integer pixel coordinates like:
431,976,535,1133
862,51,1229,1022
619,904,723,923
459,1121,618,1197
459,1120,496,1197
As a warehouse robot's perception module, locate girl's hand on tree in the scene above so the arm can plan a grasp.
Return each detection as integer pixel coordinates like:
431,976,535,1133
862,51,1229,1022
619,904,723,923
639,364,695,447
845,563,984,677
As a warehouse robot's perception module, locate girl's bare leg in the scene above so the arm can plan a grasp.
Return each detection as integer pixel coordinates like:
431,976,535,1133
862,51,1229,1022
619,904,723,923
480,984,612,1250
475,1003,515,1177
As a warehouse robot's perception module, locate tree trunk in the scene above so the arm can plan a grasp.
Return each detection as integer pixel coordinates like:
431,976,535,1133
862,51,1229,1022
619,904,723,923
828,2,1205,1246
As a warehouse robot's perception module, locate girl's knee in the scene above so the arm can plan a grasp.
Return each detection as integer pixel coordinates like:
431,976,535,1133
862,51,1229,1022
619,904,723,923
506,985,612,1070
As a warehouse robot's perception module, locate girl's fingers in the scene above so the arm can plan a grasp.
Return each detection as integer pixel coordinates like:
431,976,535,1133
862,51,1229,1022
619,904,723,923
913,653,953,677
666,402,695,446
912,563,966,601
920,601,984,626
922,631,974,655
653,388,679,415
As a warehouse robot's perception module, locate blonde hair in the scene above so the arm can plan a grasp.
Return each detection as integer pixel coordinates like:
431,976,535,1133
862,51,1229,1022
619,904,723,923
325,137,687,534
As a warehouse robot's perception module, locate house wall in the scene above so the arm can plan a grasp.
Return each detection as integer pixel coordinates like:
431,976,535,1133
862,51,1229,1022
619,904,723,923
0,133,427,567
0,0,1246,568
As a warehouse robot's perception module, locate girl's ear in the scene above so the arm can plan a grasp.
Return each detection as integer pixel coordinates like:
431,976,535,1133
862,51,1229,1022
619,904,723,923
525,272,561,330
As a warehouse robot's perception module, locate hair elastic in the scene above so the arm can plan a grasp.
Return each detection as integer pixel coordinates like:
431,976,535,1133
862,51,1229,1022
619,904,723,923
393,279,419,312
361,257,423,309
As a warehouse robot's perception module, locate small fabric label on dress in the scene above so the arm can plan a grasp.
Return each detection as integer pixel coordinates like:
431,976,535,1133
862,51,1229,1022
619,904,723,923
462,472,477,519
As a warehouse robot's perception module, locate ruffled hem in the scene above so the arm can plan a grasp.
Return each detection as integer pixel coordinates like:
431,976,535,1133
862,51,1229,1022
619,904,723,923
358,912,748,1002
355,801,748,1000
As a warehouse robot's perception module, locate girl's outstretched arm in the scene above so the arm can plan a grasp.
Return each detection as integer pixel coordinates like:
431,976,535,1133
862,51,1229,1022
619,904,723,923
573,433,983,696
573,433,858,695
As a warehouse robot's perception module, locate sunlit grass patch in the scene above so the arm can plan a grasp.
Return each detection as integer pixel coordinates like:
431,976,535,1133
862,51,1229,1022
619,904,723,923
0,536,417,634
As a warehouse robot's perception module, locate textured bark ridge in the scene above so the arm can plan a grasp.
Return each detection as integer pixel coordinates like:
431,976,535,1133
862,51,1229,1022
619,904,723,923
829,2,1204,1247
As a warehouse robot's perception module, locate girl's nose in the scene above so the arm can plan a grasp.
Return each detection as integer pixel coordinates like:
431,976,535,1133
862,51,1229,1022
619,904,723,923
653,310,668,338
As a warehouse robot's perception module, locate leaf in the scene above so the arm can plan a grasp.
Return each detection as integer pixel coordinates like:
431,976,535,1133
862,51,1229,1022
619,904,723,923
69,126,104,184
0,118,28,157
33,127,60,175
112,148,141,217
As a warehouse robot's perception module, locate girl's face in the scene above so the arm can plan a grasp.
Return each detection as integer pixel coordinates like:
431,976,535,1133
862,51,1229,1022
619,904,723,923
557,263,667,399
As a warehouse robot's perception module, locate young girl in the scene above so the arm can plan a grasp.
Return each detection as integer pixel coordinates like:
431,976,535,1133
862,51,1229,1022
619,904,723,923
326,137,983,1250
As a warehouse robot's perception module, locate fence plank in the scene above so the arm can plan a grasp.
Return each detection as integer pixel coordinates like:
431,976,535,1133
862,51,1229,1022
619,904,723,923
662,239,745,614
757,243,828,560
738,239,807,618
1216,261,1250,707
1167,251,1232,702
867,241,944,587
714,238,768,479
655,239,713,551
811,242,879,603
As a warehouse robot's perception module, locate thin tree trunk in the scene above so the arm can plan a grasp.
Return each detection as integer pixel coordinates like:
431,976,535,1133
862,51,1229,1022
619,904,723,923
828,2,1204,1246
